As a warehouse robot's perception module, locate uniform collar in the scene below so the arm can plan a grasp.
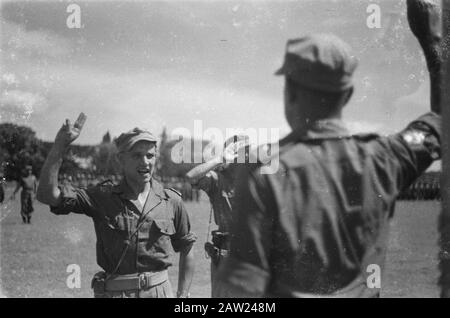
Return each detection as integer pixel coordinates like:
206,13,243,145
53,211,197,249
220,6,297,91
283,119,351,143
143,179,165,214
113,178,166,214
112,178,165,200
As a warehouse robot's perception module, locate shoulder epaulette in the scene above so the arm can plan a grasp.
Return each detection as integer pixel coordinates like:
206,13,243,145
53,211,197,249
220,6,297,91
165,187,182,198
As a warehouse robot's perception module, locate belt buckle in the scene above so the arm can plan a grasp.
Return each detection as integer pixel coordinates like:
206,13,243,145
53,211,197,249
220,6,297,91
139,273,149,290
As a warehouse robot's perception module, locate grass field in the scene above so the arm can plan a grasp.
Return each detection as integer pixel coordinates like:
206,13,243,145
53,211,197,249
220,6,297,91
0,185,442,298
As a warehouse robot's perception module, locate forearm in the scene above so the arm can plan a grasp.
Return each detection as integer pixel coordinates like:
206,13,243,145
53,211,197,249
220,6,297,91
186,156,222,183
424,42,441,114
407,0,442,114
177,244,195,297
36,146,65,206
37,114,84,205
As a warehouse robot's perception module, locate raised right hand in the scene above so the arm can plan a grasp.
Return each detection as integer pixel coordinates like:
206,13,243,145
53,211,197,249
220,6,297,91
54,118,84,148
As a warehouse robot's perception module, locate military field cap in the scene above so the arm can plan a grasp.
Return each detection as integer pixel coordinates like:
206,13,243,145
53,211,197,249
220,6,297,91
275,34,358,92
115,128,157,153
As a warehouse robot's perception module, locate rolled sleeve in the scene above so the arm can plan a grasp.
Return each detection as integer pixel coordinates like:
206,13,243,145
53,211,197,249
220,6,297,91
384,112,442,190
50,184,95,217
402,112,441,160
216,165,275,296
411,112,441,139
171,199,197,252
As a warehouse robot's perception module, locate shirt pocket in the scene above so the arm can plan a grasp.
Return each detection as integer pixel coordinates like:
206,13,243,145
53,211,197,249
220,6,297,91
145,218,176,251
153,219,176,236
102,215,136,247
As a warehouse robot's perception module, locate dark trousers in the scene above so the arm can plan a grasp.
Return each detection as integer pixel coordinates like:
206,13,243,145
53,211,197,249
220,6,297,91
20,191,34,222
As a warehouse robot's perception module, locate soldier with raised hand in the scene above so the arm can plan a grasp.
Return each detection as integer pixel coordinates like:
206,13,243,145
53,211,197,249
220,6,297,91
37,115,196,298
185,135,250,297
216,0,443,298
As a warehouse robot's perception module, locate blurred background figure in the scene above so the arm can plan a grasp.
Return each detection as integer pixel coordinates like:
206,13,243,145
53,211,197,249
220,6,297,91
11,165,37,224
0,172,5,204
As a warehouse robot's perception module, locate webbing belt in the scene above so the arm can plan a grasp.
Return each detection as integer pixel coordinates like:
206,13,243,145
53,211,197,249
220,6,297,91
104,270,168,291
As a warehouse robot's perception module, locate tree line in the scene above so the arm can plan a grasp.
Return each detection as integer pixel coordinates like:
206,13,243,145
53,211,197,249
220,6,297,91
0,123,205,181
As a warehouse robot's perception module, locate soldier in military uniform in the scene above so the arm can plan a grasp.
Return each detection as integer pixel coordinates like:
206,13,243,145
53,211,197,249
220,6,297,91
12,165,37,224
186,135,250,297
216,1,443,298
37,122,196,298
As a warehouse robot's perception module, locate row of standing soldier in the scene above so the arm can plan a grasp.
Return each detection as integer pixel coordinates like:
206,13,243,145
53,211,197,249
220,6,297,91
398,181,442,201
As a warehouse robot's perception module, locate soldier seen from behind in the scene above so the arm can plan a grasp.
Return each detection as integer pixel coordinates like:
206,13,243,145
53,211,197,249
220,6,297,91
216,0,444,298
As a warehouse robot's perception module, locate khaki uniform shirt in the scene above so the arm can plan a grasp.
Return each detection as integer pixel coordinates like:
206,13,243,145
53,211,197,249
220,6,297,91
217,112,441,297
50,179,196,275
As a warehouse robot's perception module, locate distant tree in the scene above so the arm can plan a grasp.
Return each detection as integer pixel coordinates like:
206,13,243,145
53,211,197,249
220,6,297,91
102,131,112,144
0,123,46,179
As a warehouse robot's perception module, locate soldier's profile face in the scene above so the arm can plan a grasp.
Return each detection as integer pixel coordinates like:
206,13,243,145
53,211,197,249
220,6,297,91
119,141,157,184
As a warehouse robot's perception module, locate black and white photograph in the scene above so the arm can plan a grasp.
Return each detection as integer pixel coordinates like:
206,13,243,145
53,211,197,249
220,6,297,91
0,0,449,301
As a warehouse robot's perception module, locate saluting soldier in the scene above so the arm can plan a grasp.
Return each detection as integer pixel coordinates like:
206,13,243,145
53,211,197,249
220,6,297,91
185,135,250,297
216,1,443,298
37,121,196,298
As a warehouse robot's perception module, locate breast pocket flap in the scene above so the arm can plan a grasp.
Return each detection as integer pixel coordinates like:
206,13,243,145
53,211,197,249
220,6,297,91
153,219,176,236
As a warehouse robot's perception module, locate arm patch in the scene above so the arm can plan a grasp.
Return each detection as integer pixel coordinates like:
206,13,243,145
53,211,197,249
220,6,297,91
402,130,426,146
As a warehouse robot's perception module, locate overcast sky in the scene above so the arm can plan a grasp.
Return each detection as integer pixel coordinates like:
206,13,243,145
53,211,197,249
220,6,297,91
1,0,432,147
